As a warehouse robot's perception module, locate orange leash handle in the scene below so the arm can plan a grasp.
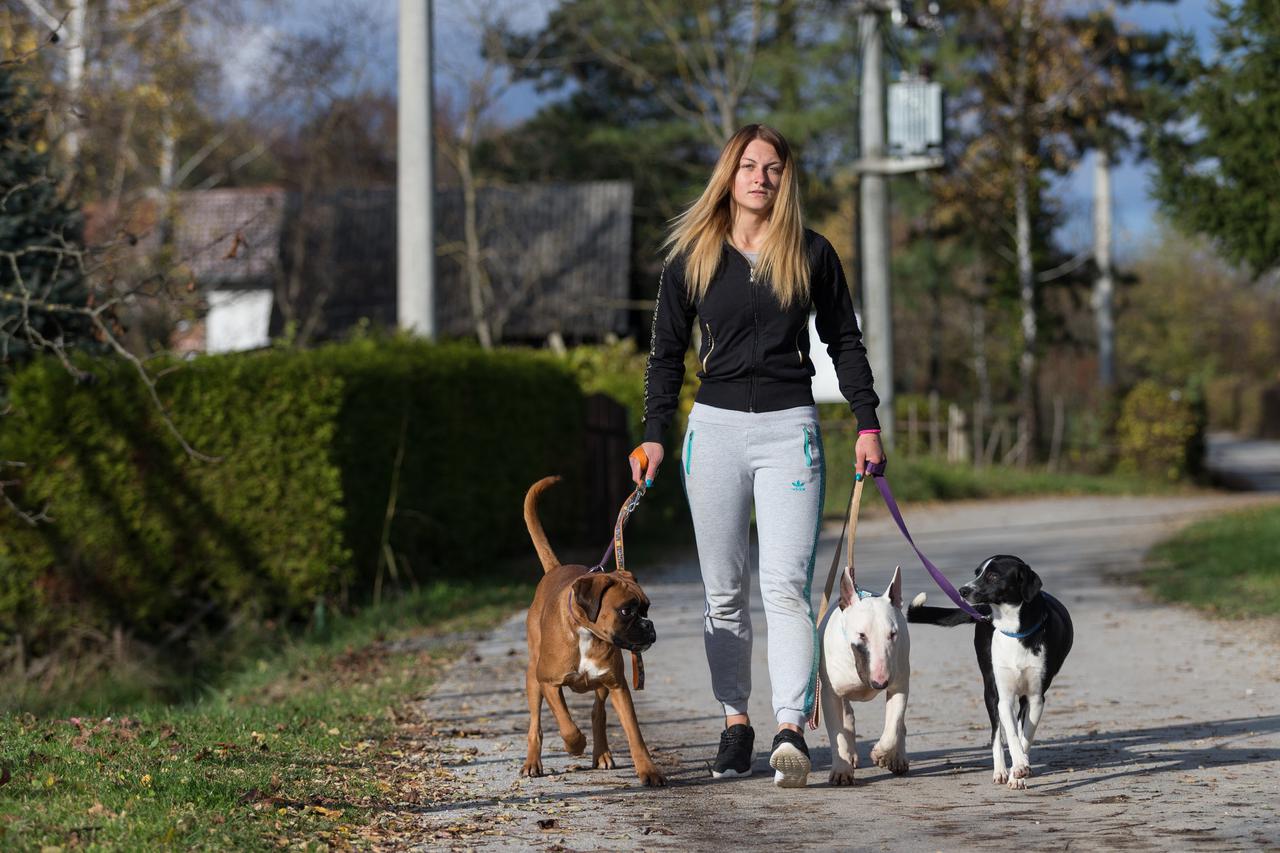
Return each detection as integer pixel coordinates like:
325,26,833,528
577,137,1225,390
628,446,649,482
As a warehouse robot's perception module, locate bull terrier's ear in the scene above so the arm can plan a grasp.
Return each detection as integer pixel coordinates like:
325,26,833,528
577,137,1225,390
884,565,903,609
572,574,612,623
839,565,855,609
1020,563,1043,602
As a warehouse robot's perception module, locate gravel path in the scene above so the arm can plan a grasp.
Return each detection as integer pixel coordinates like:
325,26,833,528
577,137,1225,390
407,493,1280,851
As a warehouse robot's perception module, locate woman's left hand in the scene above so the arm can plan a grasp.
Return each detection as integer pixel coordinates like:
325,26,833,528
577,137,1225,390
855,432,885,477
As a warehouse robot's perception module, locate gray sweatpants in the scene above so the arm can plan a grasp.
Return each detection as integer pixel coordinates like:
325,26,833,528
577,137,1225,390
679,402,826,728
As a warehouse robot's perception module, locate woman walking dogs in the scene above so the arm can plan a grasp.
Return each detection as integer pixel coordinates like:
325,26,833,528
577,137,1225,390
631,124,885,787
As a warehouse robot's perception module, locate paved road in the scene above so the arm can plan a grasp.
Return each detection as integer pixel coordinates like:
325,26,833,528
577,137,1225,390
410,493,1280,851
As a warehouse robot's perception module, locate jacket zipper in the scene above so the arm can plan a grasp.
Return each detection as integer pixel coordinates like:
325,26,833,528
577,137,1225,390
701,322,715,372
748,256,757,412
795,327,805,364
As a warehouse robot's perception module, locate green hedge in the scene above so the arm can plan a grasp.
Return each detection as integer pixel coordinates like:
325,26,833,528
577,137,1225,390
310,339,584,588
0,340,584,655
563,339,696,540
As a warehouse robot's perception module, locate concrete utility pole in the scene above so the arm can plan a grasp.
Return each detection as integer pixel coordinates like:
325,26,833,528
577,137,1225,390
858,8,894,447
398,0,437,339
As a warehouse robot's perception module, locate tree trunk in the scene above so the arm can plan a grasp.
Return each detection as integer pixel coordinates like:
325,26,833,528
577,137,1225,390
158,109,177,244
928,254,943,393
970,282,991,422
64,0,87,165
1093,147,1115,390
777,0,799,114
1013,0,1039,458
108,102,137,209
458,150,492,349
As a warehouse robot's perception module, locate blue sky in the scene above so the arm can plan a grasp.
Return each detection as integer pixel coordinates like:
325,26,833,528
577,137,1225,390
429,0,1221,258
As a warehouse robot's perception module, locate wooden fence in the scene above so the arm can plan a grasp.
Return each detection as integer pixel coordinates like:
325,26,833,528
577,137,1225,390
899,392,1074,469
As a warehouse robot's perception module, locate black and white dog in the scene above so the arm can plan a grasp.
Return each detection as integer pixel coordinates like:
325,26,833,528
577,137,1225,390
907,555,1073,790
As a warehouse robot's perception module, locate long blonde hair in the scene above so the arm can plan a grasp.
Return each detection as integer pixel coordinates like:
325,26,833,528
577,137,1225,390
664,124,809,308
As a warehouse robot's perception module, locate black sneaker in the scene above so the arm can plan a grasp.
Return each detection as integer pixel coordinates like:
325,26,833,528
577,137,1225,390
769,728,810,788
711,724,755,778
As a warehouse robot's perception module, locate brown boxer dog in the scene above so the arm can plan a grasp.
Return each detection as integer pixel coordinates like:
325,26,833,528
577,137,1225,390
519,476,665,786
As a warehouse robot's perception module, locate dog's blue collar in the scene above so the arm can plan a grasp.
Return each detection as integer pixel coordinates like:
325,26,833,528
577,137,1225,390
998,615,1046,639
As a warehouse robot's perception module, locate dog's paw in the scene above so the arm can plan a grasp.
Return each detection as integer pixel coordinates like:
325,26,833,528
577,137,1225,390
992,770,1008,784
593,750,615,770
1011,762,1031,780
829,767,856,786
520,759,545,778
562,729,587,756
910,592,927,608
637,766,667,787
1007,775,1027,791
871,744,909,775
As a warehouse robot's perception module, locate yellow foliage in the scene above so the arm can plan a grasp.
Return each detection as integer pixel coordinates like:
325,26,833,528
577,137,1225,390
1115,381,1201,481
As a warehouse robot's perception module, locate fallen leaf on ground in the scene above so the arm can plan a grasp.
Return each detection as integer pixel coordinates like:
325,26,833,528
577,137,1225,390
87,802,119,819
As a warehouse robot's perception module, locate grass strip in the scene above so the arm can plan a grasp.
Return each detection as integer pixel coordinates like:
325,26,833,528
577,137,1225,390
0,579,533,850
1144,503,1280,618
821,455,1186,518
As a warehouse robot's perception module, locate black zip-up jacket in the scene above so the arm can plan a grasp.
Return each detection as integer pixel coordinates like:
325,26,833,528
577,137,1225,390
642,229,880,444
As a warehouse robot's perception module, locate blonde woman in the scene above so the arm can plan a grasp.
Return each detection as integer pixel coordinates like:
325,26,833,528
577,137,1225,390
632,124,885,787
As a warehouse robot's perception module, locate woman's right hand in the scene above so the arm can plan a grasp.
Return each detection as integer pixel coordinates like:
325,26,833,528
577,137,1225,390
630,441,665,488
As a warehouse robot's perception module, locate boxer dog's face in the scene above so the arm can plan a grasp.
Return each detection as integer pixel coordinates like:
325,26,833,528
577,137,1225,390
572,573,656,653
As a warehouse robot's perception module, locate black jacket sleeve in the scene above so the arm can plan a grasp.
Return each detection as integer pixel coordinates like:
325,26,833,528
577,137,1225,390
642,259,696,444
811,237,881,431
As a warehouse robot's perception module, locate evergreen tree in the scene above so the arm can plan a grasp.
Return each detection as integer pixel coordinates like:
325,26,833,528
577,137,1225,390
1150,0,1280,274
0,63,91,363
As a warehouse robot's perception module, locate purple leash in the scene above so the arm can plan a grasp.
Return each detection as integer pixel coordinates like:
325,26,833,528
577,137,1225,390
863,459,990,622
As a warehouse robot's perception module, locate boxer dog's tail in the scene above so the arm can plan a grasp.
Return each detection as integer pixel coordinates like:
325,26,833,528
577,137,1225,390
524,476,562,573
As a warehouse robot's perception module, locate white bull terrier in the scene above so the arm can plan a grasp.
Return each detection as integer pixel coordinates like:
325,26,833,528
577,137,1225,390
818,565,910,784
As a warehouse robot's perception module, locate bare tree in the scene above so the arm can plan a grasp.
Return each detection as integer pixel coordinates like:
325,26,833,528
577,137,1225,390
435,0,551,348
557,0,765,146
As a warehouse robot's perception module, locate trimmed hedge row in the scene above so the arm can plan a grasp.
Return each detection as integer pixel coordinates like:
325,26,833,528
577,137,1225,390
0,340,584,654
